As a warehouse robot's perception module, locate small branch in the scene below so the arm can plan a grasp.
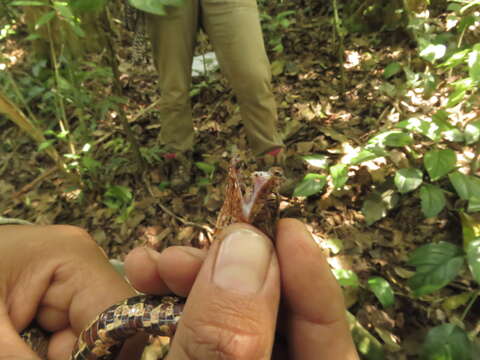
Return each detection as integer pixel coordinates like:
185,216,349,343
128,98,161,123
461,291,479,322
12,166,59,199
0,217,33,225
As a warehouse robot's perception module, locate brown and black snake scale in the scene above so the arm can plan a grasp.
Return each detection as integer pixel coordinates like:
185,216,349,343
71,295,184,360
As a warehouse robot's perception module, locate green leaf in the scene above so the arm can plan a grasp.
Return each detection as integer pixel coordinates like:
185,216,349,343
38,139,55,151
447,88,467,108
332,269,359,287
438,49,470,69
348,149,380,165
424,149,457,181
293,174,327,197
361,193,387,226
443,128,465,142
34,11,55,30
432,109,449,123
420,184,446,218
465,120,480,145
196,177,211,186
420,43,446,63
302,154,329,169
447,78,475,108
397,117,443,141
449,171,480,200
128,0,183,15
158,181,170,190
460,211,480,247
442,292,473,311
468,43,480,82
367,277,395,308
407,242,464,297
323,238,343,255
468,197,480,213
421,324,472,360
68,22,86,37
10,0,47,5
366,131,412,154
81,156,101,171
466,239,480,284
384,131,413,147
104,185,133,209
330,164,348,189
395,168,423,194
69,0,108,12
195,161,215,176
383,62,402,79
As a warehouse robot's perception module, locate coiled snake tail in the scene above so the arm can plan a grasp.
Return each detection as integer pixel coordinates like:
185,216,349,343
72,295,184,360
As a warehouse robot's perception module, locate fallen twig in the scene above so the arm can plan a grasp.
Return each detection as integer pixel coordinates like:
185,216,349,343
12,166,59,199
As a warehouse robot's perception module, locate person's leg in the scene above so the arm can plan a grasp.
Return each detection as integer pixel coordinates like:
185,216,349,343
201,0,284,157
146,2,199,153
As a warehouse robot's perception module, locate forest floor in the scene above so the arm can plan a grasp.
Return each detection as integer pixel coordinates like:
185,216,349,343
1,3,479,359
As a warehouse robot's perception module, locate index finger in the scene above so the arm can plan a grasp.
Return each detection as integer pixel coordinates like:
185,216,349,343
276,219,359,360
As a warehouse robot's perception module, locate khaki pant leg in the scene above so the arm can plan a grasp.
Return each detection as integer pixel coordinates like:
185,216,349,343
201,0,284,156
146,3,199,153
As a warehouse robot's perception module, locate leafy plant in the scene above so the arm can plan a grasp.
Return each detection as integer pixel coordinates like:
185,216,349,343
195,161,216,186
260,9,295,54
293,173,327,197
367,277,395,308
421,323,473,360
103,185,134,223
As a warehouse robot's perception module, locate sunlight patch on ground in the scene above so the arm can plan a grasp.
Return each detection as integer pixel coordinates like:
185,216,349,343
344,50,361,70
0,48,24,69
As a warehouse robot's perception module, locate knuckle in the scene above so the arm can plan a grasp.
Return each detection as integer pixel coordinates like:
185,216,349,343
181,298,269,359
51,225,96,246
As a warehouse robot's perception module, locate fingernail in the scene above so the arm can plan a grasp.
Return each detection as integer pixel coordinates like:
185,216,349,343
213,228,272,294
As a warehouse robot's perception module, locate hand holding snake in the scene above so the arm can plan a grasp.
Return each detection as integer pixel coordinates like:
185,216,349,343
2,166,358,359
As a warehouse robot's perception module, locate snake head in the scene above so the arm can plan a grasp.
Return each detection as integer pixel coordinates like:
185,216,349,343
215,162,280,238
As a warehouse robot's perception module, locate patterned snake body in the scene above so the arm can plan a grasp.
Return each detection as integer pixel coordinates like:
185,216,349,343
71,295,184,360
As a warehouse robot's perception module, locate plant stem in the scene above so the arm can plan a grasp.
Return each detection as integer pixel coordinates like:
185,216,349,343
46,15,76,156
332,0,346,93
461,290,479,322
471,143,480,175
101,8,145,172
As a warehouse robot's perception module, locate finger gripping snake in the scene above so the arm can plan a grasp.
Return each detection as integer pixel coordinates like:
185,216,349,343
29,164,279,360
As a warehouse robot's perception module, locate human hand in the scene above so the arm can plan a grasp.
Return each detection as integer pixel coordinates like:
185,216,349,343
0,225,144,360
125,219,359,359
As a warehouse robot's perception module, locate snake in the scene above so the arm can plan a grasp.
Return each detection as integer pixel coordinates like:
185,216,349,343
26,164,280,360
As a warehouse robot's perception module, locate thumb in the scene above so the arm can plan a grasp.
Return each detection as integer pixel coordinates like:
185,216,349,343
168,224,280,360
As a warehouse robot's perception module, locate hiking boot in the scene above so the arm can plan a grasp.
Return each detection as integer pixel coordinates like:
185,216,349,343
163,152,192,191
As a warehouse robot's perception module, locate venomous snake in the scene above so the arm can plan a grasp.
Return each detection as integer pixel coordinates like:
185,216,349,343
26,164,280,360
